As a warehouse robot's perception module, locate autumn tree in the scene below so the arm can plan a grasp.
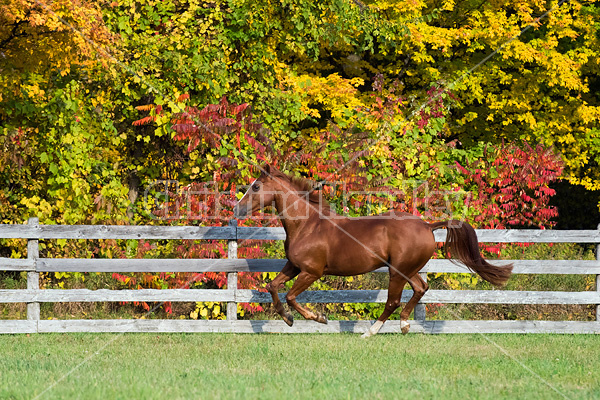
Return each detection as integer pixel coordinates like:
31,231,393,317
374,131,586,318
0,0,128,224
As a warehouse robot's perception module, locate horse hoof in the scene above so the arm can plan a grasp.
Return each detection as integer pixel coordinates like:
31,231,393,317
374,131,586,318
401,320,410,335
284,314,294,327
316,314,328,324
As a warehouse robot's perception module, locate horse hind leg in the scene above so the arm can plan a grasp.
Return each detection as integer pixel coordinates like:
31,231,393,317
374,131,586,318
362,274,407,338
266,261,300,326
285,271,327,324
398,272,429,334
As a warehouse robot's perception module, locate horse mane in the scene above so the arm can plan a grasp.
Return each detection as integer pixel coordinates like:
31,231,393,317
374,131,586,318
271,171,335,214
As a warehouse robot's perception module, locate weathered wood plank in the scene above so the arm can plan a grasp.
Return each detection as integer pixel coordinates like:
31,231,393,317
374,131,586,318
36,258,287,273
0,258,35,271
36,319,422,334
1,223,600,243
434,229,600,243
421,290,600,305
27,217,40,322
0,224,37,239
596,224,599,322
32,319,600,334
469,229,600,243
236,290,389,303
33,258,600,274
0,225,235,240
237,226,600,243
0,320,37,334
237,289,600,305
421,259,600,274
2,288,597,305
414,271,427,322
424,320,600,334
237,226,287,240
0,289,234,303
227,220,238,321
35,319,373,333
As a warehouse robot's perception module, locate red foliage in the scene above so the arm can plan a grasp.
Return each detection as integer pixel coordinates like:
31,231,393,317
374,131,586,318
170,96,260,153
456,142,563,229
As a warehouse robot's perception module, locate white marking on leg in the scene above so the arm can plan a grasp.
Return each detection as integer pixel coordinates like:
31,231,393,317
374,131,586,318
400,320,410,334
361,320,384,338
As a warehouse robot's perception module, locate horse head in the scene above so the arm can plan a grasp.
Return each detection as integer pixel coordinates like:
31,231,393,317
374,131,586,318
233,164,280,219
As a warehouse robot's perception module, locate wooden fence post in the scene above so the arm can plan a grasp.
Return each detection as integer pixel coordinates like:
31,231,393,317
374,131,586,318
414,271,427,322
27,217,40,328
227,219,238,321
596,223,599,322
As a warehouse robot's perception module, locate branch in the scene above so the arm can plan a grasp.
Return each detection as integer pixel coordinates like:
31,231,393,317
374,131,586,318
0,19,29,50
352,0,368,13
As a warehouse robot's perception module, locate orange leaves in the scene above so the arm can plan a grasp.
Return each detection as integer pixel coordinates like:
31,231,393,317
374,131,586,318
0,0,115,75
135,104,155,111
132,115,156,126
132,104,162,126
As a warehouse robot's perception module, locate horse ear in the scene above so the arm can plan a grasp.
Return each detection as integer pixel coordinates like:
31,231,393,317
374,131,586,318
263,163,271,175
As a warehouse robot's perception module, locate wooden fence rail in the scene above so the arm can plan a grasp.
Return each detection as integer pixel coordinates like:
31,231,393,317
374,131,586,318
1,218,599,334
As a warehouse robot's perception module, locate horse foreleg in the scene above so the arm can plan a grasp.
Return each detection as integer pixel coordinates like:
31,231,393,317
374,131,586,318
285,271,327,324
398,273,429,334
266,261,300,326
362,274,407,338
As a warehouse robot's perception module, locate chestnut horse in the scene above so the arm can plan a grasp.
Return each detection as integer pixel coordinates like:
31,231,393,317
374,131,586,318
233,165,513,337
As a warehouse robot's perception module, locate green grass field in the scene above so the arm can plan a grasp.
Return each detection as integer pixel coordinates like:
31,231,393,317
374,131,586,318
1,333,599,399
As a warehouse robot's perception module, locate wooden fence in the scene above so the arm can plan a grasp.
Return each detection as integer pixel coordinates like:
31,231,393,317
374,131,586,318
1,218,599,334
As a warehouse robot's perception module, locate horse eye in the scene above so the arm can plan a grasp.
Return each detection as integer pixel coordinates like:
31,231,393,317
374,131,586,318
252,182,260,191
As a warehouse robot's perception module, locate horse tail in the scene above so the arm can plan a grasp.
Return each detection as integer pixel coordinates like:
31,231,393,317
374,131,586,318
429,220,513,287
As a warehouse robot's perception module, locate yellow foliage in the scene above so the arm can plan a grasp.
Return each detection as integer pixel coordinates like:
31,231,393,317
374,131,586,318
190,301,225,320
284,73,365,122
0,0,115,92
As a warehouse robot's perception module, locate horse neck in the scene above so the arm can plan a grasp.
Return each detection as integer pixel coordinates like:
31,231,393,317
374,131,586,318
273,187,317,238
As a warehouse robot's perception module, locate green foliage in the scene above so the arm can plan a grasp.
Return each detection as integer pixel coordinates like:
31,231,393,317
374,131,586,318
1,78,128,224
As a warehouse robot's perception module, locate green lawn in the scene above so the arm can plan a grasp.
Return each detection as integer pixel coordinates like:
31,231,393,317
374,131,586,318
1,333,599,399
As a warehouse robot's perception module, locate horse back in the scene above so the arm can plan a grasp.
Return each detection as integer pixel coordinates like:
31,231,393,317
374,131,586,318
305,215,435,276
